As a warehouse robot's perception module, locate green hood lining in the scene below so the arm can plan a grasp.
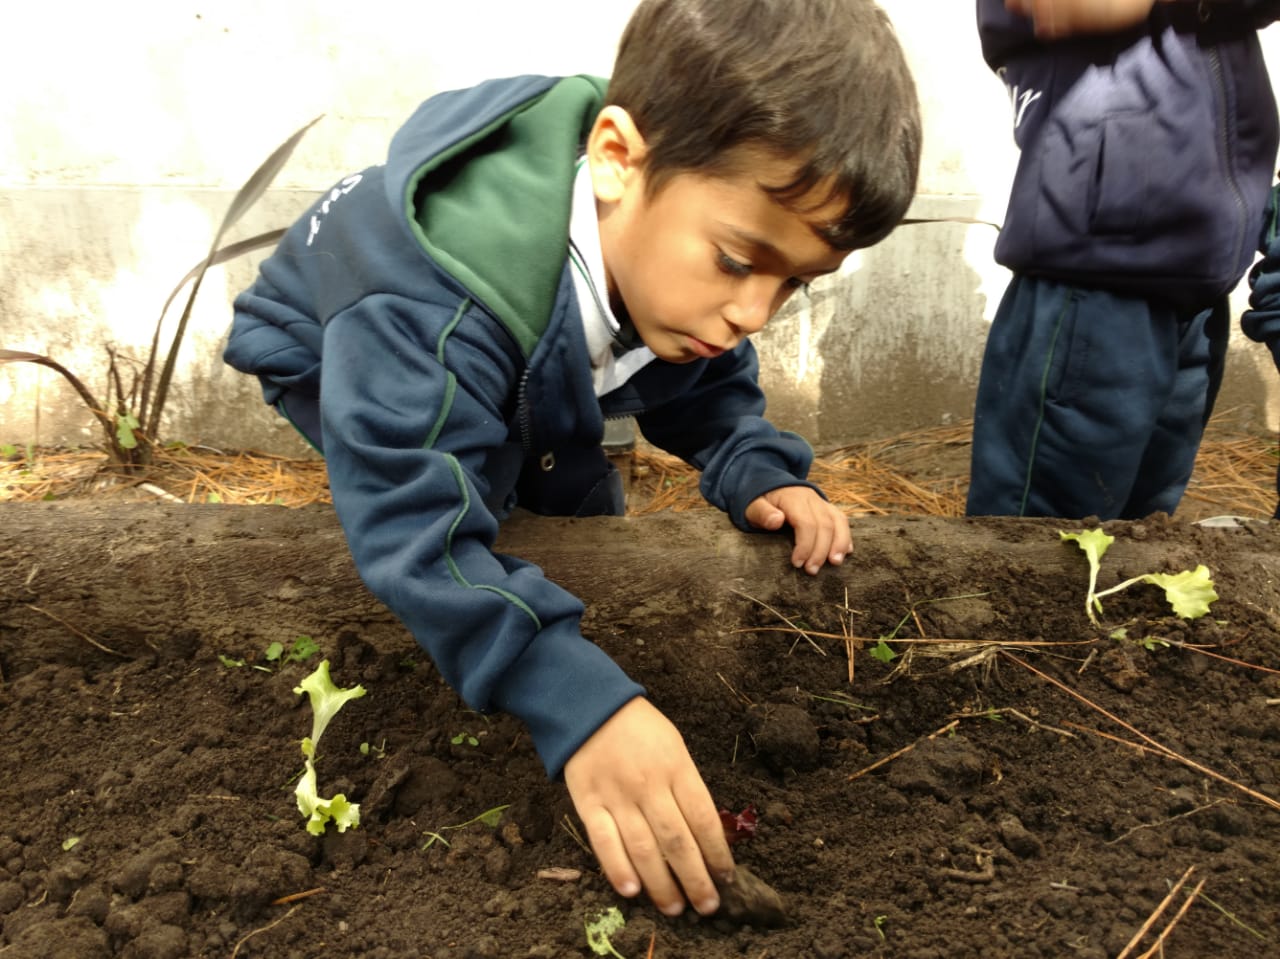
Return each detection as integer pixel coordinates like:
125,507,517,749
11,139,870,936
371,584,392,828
407,76,608,359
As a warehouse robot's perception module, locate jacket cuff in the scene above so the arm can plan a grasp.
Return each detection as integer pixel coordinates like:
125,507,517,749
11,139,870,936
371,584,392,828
490,623,646,779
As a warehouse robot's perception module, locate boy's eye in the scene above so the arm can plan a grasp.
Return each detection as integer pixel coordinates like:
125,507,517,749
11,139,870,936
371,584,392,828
717,252,752,277
785,276,811,293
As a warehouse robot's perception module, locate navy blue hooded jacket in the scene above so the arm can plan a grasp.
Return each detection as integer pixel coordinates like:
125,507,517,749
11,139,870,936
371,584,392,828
223,75,819,778
978,0,1280,306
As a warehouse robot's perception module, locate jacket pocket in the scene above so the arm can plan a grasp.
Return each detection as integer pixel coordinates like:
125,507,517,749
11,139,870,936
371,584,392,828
1089,112,1151,236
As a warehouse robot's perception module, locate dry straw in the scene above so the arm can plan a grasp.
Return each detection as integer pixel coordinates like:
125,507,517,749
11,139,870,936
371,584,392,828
1,415,1275,520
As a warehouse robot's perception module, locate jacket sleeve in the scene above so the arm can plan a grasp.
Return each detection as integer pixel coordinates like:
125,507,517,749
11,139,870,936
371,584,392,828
1243,183,1280,369
317,296,644,779
635,341,821,531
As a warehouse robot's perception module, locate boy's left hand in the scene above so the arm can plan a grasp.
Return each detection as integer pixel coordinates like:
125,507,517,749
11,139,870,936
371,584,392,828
745,486,851,575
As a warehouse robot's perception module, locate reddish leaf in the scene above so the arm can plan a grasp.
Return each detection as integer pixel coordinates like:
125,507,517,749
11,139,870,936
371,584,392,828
718,804,759,845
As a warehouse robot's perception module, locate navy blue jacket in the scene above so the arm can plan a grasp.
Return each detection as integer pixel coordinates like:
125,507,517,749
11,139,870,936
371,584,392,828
223,75,818,778
978,0,1280,305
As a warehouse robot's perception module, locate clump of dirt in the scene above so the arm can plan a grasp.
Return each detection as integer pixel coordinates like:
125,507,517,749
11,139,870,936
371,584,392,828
714,865,788,928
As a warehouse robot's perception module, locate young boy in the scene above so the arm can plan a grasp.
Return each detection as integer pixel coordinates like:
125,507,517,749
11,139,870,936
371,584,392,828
224,0,919,918
969,0,1279,520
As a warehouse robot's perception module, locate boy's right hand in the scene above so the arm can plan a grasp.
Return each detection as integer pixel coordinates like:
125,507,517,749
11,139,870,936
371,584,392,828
564,697,735,917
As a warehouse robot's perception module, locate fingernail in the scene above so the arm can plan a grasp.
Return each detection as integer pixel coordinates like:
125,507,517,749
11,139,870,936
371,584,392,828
618,880,640,897
661,901,685,918
806,563,820,575
831,552,845,564
697,896,721,915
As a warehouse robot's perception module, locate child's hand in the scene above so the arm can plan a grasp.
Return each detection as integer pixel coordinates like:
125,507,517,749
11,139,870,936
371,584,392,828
563,698,735,918
745,486,851,575
1005,0,1162,38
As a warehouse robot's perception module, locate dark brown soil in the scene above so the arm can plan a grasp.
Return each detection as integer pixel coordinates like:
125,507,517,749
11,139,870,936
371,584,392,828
1,503,1278,959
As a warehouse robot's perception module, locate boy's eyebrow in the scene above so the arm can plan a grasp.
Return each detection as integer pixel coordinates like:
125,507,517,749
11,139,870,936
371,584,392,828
722,225,843,277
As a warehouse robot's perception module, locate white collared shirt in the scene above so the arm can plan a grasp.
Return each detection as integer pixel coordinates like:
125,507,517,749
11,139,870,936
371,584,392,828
567,160,656,396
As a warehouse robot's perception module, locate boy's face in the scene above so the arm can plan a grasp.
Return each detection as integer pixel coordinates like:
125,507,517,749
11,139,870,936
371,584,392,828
590,111,850,364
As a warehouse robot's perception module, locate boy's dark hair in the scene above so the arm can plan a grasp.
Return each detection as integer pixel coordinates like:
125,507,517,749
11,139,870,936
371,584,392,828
606,0,921,251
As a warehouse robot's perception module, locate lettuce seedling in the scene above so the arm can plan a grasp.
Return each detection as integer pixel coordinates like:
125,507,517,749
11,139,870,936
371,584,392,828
267,634,320,666
1060,529,1218,627
293,660,367,835
585,907,628,959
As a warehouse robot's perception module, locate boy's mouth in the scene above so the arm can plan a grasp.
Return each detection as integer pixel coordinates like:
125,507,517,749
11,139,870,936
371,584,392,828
686,335,726,359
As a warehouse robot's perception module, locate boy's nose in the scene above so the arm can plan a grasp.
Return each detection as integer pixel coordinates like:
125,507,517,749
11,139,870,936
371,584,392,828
724,282,777,336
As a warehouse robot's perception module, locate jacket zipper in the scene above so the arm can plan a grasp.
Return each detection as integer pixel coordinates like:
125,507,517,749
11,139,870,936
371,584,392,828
514,367,545,465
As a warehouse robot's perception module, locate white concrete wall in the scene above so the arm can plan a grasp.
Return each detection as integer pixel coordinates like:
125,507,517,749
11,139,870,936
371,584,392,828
1,1,1277,455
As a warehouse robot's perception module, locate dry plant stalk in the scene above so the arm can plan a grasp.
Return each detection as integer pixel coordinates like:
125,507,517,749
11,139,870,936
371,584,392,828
846,719,960,783
1002,651,1280,813
1115,865,1202,959
841,587,859,685
229,904,300,959
25,604,126,658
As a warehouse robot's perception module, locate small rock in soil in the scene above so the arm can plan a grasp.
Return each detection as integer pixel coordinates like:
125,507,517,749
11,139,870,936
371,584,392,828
714,864,788,927
998,813,1043,859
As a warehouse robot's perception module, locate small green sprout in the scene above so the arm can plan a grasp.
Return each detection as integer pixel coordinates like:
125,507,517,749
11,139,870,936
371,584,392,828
266,635,320,666
293,660,368,835
61,837,81,852
420,804,511,850
869,640,897,664
1112,625,1172,651
1060,529,1218,627
868,592,991,664
585,906,628,958
216,653,273,673
450,731,480,747
874,914,888,941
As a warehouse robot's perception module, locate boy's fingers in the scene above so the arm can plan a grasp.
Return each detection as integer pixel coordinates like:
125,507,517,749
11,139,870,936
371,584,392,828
833,520,852,563
673,776,733,910
579,808,642,900
790,522,816,570
795,522,834,575
617,807,692,916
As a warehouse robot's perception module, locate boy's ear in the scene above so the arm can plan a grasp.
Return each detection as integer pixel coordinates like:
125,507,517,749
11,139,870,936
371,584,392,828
587,106,647,204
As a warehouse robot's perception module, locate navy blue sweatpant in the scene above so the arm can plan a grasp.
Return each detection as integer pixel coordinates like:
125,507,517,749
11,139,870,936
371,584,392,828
966,276,1228,520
